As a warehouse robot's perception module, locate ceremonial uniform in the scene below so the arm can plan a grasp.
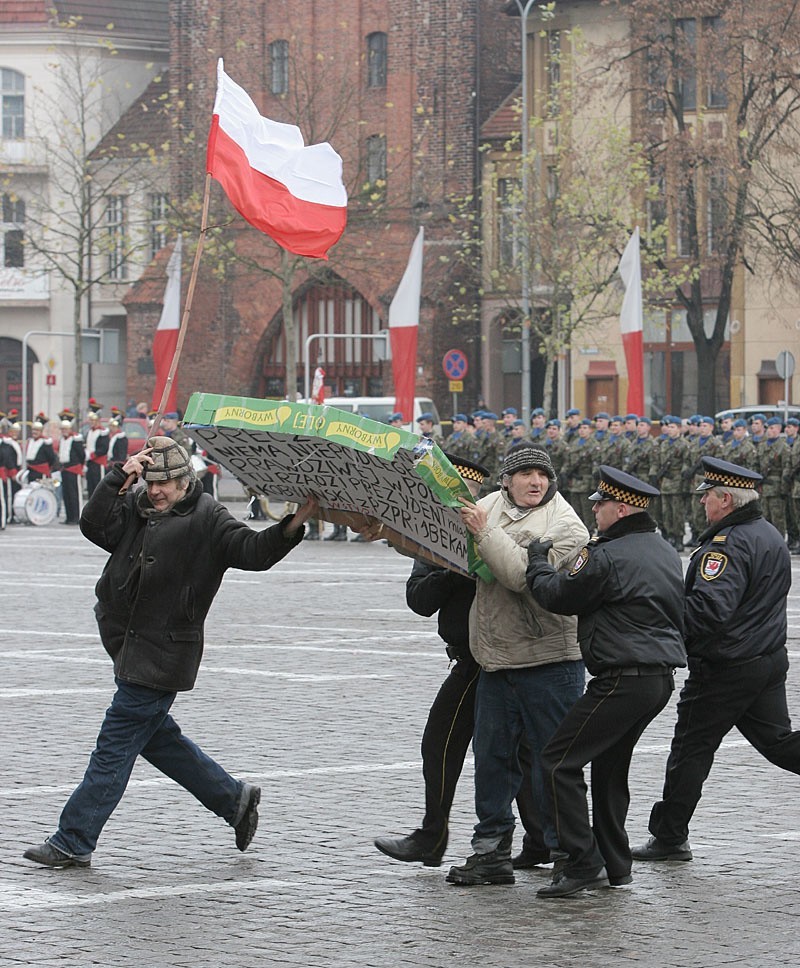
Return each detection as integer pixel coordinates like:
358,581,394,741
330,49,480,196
25,423,58,482
84,403,109,498
634,458,800,861
0,421,22,525
526,467,685,896
57,414,85,525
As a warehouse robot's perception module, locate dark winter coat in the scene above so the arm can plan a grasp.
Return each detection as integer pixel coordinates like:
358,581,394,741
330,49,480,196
80,463,303,691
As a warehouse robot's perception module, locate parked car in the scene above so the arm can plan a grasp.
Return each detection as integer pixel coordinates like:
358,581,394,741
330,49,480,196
122,416,149,454
715,405,800,424
319,396,442,435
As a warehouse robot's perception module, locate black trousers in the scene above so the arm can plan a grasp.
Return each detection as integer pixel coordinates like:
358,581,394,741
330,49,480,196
61,471,81,523
542,670,674,880
650,648,800,845
86,461,103,498
416,655,545,857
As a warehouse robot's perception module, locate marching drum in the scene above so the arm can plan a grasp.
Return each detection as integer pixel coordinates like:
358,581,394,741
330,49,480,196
13,483,58,526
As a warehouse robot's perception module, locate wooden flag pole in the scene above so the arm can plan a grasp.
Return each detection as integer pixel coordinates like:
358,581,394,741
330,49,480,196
120,172,213,492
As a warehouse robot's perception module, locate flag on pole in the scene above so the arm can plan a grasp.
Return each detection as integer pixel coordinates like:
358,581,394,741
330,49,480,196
311,366,326,405
151,235,182,413
206,59,347,260
389,228,424,424
619,227,644,416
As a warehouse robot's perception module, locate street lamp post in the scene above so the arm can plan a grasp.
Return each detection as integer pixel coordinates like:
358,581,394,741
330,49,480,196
513,0,538,426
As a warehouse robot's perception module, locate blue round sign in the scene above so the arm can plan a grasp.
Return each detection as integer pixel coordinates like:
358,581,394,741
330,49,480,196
442,349,468,380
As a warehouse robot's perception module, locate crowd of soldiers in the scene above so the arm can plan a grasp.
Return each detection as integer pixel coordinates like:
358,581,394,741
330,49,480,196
437,407,800,553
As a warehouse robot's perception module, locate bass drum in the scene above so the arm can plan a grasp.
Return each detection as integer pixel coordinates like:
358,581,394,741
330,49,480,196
13,483,58,526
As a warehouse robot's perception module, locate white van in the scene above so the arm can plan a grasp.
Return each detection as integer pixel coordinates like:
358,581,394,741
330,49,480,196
319,396,441,435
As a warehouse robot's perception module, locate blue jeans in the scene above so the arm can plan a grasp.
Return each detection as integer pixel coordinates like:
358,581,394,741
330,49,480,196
472,661,585,852
49,679,249,858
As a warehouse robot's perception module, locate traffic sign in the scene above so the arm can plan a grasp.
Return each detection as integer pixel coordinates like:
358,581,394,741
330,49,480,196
46,374,56,386
776,350,796,380
442,349,468,380
448,380,463,393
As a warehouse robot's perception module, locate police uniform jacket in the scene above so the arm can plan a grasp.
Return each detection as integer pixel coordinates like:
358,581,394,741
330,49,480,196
684,503,791,664
406,559,475,660
80,463,304,692
469,486,587,672
525,512,686,676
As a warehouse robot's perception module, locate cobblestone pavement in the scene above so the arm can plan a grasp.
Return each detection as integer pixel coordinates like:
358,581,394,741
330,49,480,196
2,502,800,968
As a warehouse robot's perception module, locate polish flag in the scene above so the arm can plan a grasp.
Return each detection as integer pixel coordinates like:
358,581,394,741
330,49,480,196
311,366,326,405
619,227,644,416
206,59,347,260
389,228,424,424
151,235,182,413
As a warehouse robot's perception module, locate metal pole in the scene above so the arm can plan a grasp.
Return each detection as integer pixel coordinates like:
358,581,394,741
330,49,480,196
304,332,389,402
515,0,537,426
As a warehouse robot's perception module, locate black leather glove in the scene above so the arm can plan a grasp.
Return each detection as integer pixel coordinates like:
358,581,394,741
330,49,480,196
527,539,553,561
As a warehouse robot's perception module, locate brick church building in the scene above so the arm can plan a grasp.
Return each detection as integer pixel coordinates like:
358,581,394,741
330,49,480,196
124,0,520,415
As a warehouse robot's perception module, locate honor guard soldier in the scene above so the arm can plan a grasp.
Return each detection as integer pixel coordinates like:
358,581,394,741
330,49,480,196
633,457,799,864
107,410,129,465
562,418,596,530
722,418,756,467
84,399,109,497
757,417,788,539
0,414,22,525
651,416,689,550
26,413,58,481
526,466,685,896
57,410,85,525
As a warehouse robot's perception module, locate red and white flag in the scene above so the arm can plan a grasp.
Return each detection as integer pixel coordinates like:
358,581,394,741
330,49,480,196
619,227,644,416
151,234,182,413
389,228,424,424
311,366,326,405
206,59,347,260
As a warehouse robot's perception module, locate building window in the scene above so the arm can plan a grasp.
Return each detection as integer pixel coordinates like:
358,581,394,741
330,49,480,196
2,193,24,268
269,40,289,95
1,68,24,139
366,134,386,184
367,32,387,89
545,30,561,117
149,193,169,260
497,177,522,268
704,16,728,109
675,18,697,112
673,17,726,114
676,180,695,257
105,195,127,281
707,170,727,255
646,163,667,245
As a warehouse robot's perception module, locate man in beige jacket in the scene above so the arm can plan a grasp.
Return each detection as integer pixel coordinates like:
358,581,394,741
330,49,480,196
447,444,589,886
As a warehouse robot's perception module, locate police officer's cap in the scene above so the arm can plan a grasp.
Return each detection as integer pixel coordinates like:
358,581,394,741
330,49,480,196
443,452,489,486
589,465,660,508
696,456,762,492
417,412,435,423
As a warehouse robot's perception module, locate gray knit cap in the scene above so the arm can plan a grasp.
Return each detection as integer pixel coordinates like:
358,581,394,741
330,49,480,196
502,445,556,482
142,435,193,482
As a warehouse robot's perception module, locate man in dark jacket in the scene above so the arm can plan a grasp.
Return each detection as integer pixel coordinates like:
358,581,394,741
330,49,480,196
632,456,798,863
23,436,317,868
526,465,686,897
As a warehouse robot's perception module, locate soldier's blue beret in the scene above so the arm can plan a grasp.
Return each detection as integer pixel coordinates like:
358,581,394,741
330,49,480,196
451,413,467,423
733,418,747,428
417,412,435,422
766,416,783,426
502,407,518,416
566,408,580,417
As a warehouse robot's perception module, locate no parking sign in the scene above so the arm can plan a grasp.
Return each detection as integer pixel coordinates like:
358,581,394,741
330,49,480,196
442,349,468,380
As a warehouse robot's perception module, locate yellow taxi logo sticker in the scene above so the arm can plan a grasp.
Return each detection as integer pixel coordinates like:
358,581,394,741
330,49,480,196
569,547,590,576
700,551,727,581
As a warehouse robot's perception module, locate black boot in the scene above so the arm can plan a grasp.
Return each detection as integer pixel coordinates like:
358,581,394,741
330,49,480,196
446,833,514,885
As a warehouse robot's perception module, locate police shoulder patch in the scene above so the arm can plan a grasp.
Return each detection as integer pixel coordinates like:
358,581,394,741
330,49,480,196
712,534,727,543
700,550,727,581
569,547,590,576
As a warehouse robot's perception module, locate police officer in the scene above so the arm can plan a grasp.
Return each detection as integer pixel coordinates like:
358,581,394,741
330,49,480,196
525,466,685,897
632,457,799,863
